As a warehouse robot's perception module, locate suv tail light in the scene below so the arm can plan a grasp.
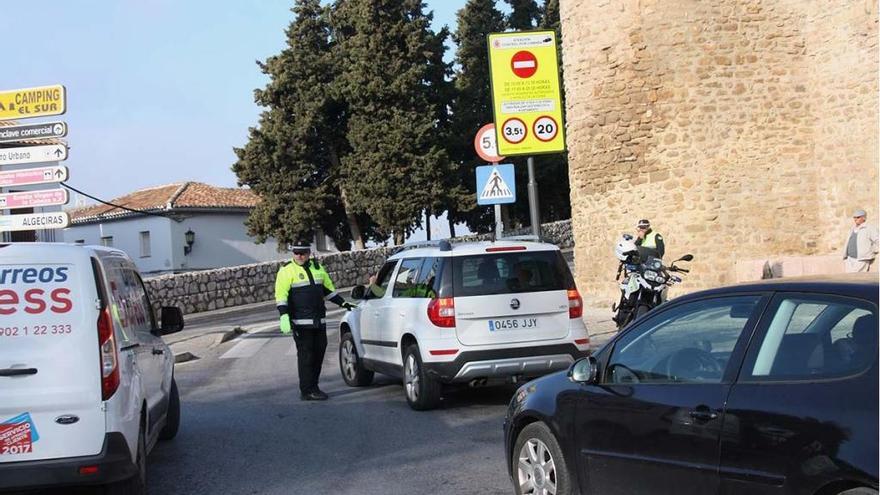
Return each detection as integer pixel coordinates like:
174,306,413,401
98,307,120,400
427,297,456,328
567,289,583,319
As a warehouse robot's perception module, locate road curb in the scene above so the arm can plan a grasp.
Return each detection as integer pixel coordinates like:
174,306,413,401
174,352,199,364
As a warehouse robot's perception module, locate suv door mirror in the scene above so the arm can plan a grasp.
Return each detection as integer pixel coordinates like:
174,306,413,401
568,356,599,384
160,306,185,335
351,285,366,300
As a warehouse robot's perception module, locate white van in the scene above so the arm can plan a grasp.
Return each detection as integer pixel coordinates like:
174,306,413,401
0,243,183,494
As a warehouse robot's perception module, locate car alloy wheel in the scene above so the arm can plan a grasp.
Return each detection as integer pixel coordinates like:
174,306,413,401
404,353,420,403
518,438,558,495
341,340,357,382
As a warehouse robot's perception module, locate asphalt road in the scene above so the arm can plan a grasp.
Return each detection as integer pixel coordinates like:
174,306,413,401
16,286,616,495
148,317,518,495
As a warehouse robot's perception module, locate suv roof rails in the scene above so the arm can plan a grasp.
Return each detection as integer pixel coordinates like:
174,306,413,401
395,239,452,253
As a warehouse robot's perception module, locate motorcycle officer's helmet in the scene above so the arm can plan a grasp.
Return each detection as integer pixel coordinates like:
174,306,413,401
614,234,640,263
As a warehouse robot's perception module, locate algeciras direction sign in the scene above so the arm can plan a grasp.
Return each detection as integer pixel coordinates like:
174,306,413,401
487,30,565,156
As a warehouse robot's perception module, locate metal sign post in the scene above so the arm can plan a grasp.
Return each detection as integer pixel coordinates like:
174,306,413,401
474,124,510,238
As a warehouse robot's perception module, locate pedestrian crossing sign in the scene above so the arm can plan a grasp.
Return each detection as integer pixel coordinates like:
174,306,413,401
476,164,516,205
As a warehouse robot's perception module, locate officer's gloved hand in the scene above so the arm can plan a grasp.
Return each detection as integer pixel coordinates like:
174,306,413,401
279,314,292,334
342,302,357,311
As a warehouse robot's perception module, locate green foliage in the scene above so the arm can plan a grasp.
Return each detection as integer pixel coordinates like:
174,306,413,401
233,0,354,248
331,0,456,242
447,0,506,233
235,0,572,247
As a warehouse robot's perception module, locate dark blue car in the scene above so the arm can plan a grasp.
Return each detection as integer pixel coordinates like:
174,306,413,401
504,274,878,495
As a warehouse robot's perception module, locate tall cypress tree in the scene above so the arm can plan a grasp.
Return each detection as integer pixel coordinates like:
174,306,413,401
332,0,453,244
233,0,359,249
448,0,507,233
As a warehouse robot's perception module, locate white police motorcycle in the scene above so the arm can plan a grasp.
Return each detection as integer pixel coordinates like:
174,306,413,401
611,234,693,330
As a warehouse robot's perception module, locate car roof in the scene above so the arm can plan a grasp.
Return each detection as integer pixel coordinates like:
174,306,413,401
675,273,879,303
0,242,130,261
387,240,560,260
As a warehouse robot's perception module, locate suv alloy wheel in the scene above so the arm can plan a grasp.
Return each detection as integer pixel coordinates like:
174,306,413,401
339,332,374,387
403,343,441,410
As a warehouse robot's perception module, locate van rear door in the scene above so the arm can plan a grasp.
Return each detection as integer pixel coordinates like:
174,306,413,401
0,245,106,462
453,248,573,346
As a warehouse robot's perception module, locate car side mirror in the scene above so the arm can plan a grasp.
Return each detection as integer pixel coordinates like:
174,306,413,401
677,254,694,262
160,306,184,335
568,356,599,384
351,285,366,300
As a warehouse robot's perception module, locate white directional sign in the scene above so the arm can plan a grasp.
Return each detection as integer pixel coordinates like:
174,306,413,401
0,144,67,166
0,165,68,187
0,189,68,210
0,121,67,144
0,211,70,232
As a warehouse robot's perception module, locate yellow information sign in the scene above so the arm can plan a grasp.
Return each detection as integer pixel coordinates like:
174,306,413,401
0,85,66,121
488,30,565,156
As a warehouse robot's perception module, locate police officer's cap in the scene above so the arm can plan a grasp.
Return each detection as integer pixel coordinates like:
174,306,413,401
288,236,312,252
637,219,651,229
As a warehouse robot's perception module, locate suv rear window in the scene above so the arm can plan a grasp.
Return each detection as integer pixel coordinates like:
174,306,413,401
451,250,573,297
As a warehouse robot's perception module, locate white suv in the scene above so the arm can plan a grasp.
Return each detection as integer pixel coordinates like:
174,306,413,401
0,243,183,494
339,239,590,410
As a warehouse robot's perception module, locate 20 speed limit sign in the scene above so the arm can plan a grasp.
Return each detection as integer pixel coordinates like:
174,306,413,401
532,116,558,142
501,118,527,144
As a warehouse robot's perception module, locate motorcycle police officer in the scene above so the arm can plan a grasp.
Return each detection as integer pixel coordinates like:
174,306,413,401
275,239,354,400
635,219,665,260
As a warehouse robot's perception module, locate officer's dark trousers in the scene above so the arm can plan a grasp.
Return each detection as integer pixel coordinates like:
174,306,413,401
292,325,327,395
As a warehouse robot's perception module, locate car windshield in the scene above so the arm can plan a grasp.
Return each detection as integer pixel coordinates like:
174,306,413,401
451,250,573,297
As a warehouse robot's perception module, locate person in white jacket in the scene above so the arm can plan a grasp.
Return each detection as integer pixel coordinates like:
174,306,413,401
843,209,879,273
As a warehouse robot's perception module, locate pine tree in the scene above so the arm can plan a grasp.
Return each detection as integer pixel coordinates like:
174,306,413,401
233,0,364,249
331,0,454,244
448,0,507,233
504,0,540,30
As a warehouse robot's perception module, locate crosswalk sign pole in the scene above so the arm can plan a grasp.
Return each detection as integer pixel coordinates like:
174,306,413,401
492,160,504,239
527,156,540,238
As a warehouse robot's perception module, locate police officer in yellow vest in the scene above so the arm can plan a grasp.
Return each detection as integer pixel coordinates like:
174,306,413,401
635,219,665,260
275,240,354,401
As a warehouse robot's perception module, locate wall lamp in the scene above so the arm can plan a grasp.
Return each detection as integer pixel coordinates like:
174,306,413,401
184,229,195,255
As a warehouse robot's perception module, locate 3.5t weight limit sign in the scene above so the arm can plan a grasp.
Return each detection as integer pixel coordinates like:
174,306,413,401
501,118,527,144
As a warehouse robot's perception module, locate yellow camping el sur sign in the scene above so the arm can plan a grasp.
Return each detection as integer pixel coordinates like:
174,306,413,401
0,85,66,121
488,30,565,156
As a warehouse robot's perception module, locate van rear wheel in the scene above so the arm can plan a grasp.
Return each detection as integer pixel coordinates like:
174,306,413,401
105,421,146,495
159,378,180,440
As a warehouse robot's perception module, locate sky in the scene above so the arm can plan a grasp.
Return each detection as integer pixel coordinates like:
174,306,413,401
2,0,468,212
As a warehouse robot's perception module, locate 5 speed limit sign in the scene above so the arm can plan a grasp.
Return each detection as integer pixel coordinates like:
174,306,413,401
532,116,558,142
474,124,505,163
500,118,527,144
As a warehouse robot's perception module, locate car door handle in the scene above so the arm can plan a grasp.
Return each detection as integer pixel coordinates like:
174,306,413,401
688,408,718,421
0,368,38,377
152,348,165,355
399,311,406,317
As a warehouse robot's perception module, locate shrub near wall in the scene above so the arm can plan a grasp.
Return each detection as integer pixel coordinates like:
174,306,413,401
145,219,573,315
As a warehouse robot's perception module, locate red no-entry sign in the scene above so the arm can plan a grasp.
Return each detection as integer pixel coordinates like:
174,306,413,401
510,51,538,78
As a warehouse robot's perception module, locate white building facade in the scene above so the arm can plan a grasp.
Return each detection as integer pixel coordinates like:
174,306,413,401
62,182,336,275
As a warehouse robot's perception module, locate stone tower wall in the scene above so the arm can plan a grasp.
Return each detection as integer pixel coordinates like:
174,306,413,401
559,0,878,304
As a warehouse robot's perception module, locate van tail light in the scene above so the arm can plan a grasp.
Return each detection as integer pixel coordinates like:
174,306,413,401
427,297,456,328
567,289,583,319
98,307,120,400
